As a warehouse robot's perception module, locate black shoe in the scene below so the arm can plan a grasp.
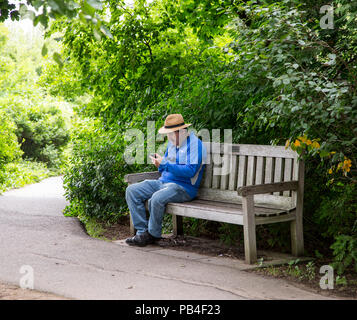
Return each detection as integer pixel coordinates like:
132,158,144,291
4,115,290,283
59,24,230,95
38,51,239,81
125,231,160,247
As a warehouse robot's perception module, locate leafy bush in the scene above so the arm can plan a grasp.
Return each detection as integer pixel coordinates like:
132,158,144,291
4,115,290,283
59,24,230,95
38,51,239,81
63,116,150,223
0,108,23,183
314,182,357,239
0,160,51,193
0,22,72,189
5,102,70,169
331,235,357,275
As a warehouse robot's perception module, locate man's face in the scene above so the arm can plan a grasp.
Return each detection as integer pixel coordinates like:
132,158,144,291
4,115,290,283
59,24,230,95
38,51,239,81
167,129,187,146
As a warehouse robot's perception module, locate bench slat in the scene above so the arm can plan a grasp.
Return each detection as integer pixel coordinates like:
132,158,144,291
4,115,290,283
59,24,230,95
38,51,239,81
238,144,297,158
228,155,237,190
291,157,300,207
256,211,296,225
196,187,294,210
124,171,161,184
274,158,283,195
211,160,220,189
237,155,247,187
165,200,291,225
202,142,240,155
190,199,289,215
219,154,230,190
264,157,274,193
237,181,298,197
203,151,213,188
166,202,243,225
283,158,293,196
255,156,264,185
246,155,256,186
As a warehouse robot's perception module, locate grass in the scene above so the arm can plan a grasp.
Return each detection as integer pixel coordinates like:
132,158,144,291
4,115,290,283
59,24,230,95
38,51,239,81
79,216,108,240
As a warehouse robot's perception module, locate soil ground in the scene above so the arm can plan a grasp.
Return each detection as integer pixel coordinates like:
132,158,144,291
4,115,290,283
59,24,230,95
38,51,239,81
0,282,69,300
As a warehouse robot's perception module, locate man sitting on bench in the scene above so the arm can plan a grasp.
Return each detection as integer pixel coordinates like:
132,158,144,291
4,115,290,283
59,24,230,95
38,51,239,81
125,113,207,247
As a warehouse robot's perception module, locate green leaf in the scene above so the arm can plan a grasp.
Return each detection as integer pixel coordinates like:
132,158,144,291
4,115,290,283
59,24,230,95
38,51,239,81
86,0,103,11
41,44,48,57
81,2,96,16
32,0,44,10
53,52,63,68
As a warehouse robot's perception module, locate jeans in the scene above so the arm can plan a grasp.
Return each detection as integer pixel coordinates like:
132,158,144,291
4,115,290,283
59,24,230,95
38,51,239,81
125,179,192,238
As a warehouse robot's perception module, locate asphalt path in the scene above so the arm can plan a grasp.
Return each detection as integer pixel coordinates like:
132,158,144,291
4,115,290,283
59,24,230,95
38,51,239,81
0,176,335,300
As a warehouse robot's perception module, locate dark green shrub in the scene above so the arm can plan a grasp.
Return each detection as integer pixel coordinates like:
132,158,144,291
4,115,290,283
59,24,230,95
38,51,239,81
7,104,70,168
314,183,357,240
331,235,357,275
62,118,152,223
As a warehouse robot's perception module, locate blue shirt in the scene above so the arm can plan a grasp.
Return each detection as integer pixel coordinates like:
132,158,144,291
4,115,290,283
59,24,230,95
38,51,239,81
158,132,207,199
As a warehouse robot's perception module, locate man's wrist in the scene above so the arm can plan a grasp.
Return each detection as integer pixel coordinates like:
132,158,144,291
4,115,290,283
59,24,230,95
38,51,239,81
158,159,165,171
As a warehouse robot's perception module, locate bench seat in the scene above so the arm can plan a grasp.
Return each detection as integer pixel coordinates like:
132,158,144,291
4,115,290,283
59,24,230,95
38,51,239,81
166,200,295,225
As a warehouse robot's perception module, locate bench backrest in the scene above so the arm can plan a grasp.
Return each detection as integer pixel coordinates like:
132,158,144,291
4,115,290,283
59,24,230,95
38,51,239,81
198,143,303,210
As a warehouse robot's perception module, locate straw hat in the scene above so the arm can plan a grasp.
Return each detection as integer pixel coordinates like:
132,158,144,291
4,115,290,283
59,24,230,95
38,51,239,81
158,114,191,134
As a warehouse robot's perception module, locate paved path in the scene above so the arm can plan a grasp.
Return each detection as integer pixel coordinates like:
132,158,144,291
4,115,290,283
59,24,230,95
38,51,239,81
0,176,335,300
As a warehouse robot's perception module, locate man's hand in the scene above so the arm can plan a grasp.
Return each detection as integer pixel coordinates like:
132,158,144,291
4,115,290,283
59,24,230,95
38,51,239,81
150,153,163,168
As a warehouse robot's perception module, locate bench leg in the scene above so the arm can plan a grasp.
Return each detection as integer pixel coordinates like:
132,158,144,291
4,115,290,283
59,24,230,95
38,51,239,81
129,215,136,236
242,195,257,264
291,215,304,256
291,183,304,256
291,161,304,256
172,214,183,236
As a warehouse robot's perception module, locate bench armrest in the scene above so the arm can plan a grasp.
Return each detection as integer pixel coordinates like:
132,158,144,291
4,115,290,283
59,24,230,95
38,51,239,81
237,181,299,197
124,171,162,184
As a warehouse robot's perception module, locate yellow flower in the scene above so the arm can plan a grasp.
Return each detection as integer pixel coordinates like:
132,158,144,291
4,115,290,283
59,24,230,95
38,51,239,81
306,140,312,145
342,159,352,172
298,136,307,144
311,141,320,149
294,139,301,147
328,168,333,174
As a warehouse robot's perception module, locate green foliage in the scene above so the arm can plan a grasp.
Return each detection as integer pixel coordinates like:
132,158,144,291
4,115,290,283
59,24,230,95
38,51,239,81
62,116,148,222
0,21,74,195
218,223,243,246
0,0,112,39
0,160,51,193
40,0,356,275
0,23,72,170
0,109,23,182
6,103,70,168
314,182,357,239
331,235,357,275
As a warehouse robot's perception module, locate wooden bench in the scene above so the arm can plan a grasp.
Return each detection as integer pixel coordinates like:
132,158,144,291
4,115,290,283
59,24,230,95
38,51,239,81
124,143,304,264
